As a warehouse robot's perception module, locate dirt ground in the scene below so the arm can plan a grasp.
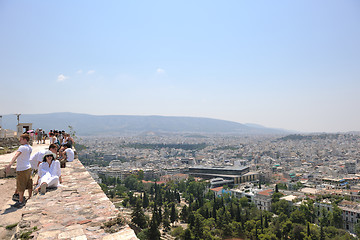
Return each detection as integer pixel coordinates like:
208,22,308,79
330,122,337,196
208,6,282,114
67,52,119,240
0,141,54,239
0,177,25,239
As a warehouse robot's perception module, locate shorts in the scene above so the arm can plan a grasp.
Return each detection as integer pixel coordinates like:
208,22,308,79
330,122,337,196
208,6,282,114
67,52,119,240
16,168,33,192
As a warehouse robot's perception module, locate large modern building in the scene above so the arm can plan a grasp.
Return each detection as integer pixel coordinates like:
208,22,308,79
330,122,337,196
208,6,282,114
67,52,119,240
188,165,258,185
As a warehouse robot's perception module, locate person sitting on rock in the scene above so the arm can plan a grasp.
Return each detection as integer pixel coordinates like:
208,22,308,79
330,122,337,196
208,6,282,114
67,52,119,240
49,132,57,145
59,143,74,168
34,151,62,195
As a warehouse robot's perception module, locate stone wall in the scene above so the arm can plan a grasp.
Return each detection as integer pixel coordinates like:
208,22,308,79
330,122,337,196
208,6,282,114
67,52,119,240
0,137,19,148
14,158,138,240
0,141,138,239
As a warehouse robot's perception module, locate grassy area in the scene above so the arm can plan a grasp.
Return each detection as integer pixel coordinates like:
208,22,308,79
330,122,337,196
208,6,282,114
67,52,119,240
5,223,18,230
19,226,38,240
0,147,10,155
0,146,19,155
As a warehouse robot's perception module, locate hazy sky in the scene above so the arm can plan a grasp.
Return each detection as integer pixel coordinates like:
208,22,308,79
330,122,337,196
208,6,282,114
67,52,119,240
1,1,359,133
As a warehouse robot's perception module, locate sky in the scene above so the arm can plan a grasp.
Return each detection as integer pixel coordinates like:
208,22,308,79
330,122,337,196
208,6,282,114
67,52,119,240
0,0,359,133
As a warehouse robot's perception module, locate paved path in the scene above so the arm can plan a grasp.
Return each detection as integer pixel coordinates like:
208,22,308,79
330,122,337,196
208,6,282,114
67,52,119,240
0,141,50,239
0,141,138,240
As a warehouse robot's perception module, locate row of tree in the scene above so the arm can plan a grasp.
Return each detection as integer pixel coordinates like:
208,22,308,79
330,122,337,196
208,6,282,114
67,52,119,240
99,174,356,240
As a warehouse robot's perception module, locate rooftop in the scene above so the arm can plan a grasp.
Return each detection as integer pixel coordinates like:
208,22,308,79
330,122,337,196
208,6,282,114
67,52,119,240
189,165,249,171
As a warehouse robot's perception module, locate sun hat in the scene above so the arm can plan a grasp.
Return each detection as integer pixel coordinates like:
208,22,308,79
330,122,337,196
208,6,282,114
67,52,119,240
43,150,56,161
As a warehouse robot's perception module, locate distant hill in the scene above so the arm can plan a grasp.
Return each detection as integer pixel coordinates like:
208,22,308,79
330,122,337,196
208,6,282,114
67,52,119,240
1,113,291,136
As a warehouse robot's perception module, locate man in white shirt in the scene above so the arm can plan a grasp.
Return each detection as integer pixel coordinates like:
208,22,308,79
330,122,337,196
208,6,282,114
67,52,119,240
61,143,74,165
6,134,32,208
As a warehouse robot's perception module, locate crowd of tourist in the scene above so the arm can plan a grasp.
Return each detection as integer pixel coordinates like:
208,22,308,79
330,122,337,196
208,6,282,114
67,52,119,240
28,129,74,148
5,130,75,208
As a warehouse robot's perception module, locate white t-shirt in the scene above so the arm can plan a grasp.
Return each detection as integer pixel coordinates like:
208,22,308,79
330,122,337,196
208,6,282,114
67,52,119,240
29,150,45,170
49,136,56,144
65,148,74,162
16,144,32,171
38,160,61,178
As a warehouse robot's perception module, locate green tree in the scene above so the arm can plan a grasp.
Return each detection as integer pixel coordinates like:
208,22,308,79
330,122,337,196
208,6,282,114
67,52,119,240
330,205,343,228
355,222,360,237
124,175,142,190
320,224,325,240
290,223,305,240
212,205,217,221
157,206,162,225
181,205,189,222
99,183,108,194
136,170,144,180
183,228,193,240
259,233,277,240
153,203,159,226
162,205,171,232
272,199,291,216
171,226,184,239
188,211,195,228
239,197,249,208
170,203,178,224
244,220,256,236
193,213,204,240
299,200,315,223
137,229,149,240
282,220,293,240
273,221,282,239
264,215,269,229
271,192,284,203
236,204,242,223
319,208,329,227
131,201,148,229
290,209,306,225
148,216,161,240
142,192,149,209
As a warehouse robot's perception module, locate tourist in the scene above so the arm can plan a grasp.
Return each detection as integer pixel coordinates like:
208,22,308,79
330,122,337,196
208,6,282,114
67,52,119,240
59,143,74,168
42,130,47,144
49,132,57,145
61,132,67,145
63,133,74,148
58,131,65,145
63,143,74,162
34,151,62,195
5,134,33,208
29,129,35,142
66,134,74,148
36,129,43,144
30,144,58,170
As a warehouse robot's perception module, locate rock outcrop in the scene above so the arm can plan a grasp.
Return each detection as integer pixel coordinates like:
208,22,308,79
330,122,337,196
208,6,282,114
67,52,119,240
0,142,138,240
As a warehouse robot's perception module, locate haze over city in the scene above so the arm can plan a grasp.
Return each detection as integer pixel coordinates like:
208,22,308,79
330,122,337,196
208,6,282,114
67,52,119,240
1,0,359,133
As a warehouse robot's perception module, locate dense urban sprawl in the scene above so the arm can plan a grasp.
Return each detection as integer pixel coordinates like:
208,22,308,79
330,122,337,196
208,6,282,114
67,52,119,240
77,133,360,239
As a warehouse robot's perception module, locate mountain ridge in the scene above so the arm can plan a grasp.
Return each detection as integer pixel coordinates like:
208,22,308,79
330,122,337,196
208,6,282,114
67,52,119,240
1,112,291,136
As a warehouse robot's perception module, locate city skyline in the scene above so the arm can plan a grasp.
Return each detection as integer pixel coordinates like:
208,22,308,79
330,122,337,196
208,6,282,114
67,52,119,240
1,1,359,133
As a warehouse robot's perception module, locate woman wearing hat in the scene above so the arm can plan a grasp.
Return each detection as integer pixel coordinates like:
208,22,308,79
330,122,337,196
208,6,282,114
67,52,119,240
34,150,62,194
